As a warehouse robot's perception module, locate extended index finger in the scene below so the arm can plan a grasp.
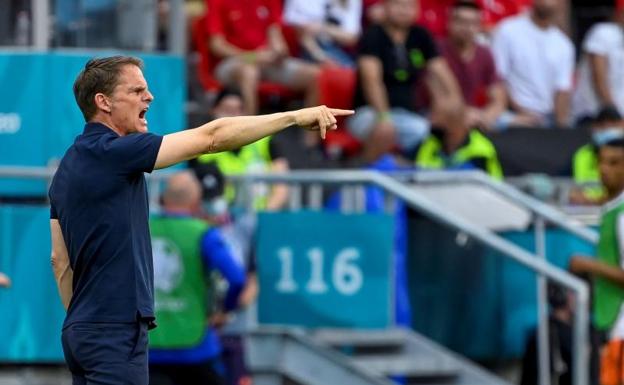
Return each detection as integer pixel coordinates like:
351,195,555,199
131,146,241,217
329,108,355,117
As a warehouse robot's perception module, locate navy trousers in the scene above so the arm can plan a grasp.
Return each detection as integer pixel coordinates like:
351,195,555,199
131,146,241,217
62,321,149,385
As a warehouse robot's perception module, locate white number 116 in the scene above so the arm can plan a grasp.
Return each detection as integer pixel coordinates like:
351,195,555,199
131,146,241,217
276,247,363,296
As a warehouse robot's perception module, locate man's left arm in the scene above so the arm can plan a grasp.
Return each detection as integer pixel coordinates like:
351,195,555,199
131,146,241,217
481,82,506,129
50,219,73,310
426,58,463,112
570,256,624,287
553,41,575,128
554,90,571,128
480,50,506,129
569,214,624,286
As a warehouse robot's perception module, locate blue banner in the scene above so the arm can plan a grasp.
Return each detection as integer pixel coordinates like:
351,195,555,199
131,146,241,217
0,51,185,195
256,211,395,329
0,206,65,362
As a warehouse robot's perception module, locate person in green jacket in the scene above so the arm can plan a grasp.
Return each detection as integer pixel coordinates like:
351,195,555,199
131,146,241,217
149,171,247,385
570,106,624,205
570,138,624,385
415,107,503,179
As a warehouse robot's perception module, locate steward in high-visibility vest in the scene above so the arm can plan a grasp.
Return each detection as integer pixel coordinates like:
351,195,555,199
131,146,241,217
572,106,624,203
196,137,275,209
572,144,605,200
415,129,503,179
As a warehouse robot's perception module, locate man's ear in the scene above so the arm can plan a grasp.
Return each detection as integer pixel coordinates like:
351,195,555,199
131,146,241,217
94,93,112,114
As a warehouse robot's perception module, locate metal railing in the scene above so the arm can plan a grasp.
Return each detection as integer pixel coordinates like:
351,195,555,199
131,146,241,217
3,0,186,54
0,166,592,385
396,170,598,385
405,170,599,243
223,170,592,385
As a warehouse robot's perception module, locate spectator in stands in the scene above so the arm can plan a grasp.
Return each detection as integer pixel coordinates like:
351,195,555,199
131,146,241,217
149,171,246,385
570,138,624,385
349,0,462,162
572,3,624,124
193,163,257,385
283,0,362,67
440,0,505,131
570,106,624,205
207,0,321,115
415,106,503,178
491,0,574,129
192,89,289,211
0,272,10,288
363,0,385,26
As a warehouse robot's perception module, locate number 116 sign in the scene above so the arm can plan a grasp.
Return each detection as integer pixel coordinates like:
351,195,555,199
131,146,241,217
256,211,395,329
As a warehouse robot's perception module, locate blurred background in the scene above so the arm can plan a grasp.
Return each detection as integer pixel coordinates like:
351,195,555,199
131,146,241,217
1,0,623,384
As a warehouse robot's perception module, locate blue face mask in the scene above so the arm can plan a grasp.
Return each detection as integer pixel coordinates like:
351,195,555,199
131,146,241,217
592,127,624,146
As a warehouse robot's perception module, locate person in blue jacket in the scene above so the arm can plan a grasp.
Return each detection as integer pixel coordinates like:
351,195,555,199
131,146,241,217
149,171,246,385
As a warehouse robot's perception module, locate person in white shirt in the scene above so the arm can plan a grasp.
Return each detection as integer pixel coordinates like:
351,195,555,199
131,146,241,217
491,0,574,129
573,6,624,124
283,0,362,67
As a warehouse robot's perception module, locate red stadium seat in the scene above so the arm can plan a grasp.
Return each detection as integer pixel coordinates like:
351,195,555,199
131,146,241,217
191,15,221,92
318,66,361,156
190,14,299,104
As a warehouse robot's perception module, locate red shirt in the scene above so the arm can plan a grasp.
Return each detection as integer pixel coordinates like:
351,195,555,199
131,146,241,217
479,0,532,30
206,0,281,51
438,38,499,107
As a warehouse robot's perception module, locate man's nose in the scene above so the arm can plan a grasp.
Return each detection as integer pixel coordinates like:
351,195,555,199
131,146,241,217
144,90,154,102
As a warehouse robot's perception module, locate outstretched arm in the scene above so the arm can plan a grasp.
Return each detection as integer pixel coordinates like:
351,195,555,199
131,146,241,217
154,106,353,170
50,219,73,310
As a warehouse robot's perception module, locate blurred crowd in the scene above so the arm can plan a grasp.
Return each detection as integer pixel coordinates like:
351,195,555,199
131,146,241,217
1,0,623,199
180,0,624,206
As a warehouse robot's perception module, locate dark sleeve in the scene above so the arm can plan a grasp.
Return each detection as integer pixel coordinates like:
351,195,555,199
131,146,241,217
200,228,247,312
50,203,58,219
357,25,382,58
416,27,439,62
108,133,163,174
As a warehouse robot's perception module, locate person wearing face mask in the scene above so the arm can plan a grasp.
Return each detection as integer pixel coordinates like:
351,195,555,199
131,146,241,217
149,171,247,385
571,107,624,205
193,162,259,385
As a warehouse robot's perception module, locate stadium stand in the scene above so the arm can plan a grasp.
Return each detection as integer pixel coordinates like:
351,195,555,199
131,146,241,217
5,1,624,385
